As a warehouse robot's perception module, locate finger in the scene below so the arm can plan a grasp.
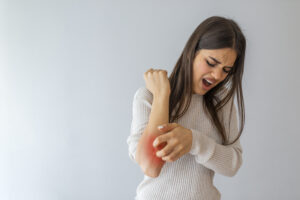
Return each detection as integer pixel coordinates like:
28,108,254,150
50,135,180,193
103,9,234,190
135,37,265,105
144,68,154,77
153,133,169,148
156,142,174,158
156,141,167,151
157,69,167,75
164,144,185,162
157,122,179,132
162,147,181,162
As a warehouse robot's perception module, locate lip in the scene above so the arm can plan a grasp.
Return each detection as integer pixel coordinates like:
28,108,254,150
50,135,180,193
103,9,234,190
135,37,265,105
202,79,212,90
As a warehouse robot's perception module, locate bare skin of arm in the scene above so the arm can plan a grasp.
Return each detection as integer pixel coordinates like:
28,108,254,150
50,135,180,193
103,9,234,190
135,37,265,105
135,94,169,177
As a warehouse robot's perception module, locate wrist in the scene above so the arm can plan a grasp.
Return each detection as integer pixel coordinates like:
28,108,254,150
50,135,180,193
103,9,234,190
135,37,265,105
153,93,170,101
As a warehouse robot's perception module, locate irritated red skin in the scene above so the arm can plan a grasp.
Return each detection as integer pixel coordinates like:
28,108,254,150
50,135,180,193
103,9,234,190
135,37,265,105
145,134,167,165
136,126,169,177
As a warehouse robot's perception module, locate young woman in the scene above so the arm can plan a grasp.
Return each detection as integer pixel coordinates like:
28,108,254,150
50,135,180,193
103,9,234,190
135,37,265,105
127,16,246,200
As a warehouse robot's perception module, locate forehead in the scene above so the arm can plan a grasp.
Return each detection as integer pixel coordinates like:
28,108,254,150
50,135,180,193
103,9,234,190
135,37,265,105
198,48,237,65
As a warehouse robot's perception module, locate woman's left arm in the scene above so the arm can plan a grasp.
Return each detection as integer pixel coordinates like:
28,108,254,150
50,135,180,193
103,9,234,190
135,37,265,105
189,101,243,177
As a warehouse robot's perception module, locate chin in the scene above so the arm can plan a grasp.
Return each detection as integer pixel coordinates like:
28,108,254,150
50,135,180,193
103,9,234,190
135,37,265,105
193,88,205,96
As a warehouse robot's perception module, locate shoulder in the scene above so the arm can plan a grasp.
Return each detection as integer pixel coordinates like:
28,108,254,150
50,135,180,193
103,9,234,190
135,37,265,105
216,89,237,124
216,87,236,112
221,95,236,118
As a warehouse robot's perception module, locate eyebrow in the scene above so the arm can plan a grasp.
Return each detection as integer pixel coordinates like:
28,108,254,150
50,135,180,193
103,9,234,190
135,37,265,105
208,56,233,68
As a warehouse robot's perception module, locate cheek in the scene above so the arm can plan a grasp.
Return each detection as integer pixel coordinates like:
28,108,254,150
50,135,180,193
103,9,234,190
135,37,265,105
220,73,229,81
194,63,210,80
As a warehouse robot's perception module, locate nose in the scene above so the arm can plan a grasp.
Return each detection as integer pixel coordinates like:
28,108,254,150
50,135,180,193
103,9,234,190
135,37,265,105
212,67,223,81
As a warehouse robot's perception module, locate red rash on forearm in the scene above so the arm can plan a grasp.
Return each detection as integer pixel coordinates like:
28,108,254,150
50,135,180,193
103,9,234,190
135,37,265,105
145,134,167,165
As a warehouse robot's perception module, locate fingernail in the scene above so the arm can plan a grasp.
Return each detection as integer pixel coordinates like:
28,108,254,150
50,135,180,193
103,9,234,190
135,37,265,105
158,125,164,129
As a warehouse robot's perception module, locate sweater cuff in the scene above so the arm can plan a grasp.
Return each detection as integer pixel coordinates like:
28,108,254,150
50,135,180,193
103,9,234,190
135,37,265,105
189,128,216,163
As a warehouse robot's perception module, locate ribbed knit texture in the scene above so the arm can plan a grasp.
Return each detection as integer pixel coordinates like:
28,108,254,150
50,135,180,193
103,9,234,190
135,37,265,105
127,86,243,200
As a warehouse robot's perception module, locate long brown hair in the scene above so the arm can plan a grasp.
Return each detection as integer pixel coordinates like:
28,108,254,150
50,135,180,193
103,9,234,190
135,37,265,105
168,16,246,145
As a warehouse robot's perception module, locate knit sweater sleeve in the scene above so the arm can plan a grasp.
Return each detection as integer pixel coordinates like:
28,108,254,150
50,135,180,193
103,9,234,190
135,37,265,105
126,87,153,164
189,98,243,177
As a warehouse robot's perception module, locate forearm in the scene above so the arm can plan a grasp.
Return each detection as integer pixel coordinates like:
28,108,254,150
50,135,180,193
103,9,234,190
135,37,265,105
146,95,169,131
136,95,169,177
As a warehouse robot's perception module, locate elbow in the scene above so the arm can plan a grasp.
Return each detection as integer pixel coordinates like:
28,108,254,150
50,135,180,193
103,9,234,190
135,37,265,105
136,154,163,178
143,165,162,178
226,157,243,177
144,168,160,178
134,150,159,177
226,168,239,177
137,156,163,178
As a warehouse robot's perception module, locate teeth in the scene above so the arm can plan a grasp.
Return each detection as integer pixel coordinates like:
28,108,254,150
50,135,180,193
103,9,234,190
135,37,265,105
205,79,213,84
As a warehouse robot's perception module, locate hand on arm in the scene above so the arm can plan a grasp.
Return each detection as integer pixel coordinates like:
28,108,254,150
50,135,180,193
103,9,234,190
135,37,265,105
152,123,193,163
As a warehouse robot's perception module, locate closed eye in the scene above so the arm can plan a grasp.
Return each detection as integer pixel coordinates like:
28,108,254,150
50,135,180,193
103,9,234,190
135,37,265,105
206,60,231,73
206,60,215,67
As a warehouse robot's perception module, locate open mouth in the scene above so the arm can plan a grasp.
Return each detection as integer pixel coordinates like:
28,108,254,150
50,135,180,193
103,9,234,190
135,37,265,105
202,79,212,87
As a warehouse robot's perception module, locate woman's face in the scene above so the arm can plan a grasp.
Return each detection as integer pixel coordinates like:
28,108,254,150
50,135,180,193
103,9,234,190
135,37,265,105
192,48,237,95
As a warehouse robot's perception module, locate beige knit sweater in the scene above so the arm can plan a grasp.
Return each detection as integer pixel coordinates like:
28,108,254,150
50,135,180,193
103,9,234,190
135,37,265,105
126,86,243,200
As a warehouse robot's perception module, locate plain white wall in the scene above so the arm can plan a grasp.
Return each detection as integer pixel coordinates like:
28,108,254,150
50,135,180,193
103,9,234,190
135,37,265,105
1,0,300,199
